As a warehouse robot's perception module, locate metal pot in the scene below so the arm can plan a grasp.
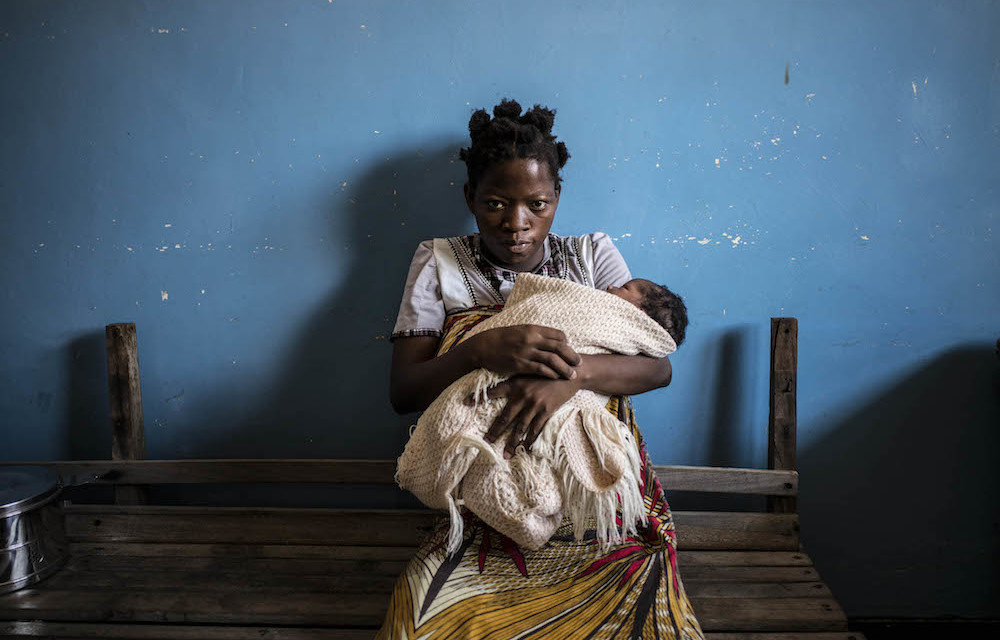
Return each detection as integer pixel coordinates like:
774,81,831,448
0,466,70,594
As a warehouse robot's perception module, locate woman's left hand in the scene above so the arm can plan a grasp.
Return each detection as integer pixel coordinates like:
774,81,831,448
479,375,581,458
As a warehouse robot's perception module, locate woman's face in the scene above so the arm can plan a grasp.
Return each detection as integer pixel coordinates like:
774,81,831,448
464,157,560,272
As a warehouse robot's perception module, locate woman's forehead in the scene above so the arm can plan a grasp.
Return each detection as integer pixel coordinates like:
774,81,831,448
476,158,557,194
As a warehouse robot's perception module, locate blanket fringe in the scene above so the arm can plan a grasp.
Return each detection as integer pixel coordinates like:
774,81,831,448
555,408,645,547
439,431,486,555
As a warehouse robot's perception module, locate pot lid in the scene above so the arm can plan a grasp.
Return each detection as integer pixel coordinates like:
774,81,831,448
0,466,61,515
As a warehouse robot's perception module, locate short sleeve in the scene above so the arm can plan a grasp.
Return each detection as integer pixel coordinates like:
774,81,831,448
590,232,632,290
391,241,447,341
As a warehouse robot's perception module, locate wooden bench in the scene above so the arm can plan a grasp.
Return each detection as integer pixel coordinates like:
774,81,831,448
0,319,865,639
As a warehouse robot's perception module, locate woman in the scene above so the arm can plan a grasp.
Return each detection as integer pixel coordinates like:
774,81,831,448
377,99,703,640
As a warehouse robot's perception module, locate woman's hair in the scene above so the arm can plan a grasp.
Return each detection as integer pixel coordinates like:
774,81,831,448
459,98,570,190
639,282,688,346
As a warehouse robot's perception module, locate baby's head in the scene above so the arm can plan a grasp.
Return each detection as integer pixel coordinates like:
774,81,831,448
606,279,688,346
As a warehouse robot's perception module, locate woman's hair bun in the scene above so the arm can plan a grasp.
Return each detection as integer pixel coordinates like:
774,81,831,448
467,109,491,140
493,98,523,120
461,97,570,188
555,141,569,168
520,105,555,135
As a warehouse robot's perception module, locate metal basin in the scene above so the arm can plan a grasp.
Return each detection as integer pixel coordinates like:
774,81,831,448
1,466,69,594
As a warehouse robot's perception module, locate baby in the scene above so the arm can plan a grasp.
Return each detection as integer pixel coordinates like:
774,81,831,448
606,279,688,346
397,273,687,552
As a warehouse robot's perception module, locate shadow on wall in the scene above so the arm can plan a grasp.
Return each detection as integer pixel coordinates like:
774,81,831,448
704,326,759,469
798,343,1000,618
665,325,766,513
187,139,471,460
65,331,112,460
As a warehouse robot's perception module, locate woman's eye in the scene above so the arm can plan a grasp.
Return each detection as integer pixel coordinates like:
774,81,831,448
486,200,504,210
531,200,547,210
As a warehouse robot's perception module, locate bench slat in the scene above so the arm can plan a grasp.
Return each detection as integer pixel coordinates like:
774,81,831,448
68,543,811,567
40,567,831,600
694,598,847,632
0,589,844,631
703,635,864,640
0,623,374,640
41,550,830,597
68,542,418,560
64,506,800,551
2,460,798,496
54,558,823,588
682,566,821,582
0,622,867,639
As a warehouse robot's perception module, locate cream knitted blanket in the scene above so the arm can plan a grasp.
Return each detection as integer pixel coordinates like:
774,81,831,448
395,273,676,554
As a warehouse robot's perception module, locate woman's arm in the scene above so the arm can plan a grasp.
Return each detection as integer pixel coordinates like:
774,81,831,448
483,353,672,457
389,326,582,414
576,352,672,395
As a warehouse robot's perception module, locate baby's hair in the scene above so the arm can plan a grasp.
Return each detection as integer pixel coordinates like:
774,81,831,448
639,282,688,346
459,98,570,190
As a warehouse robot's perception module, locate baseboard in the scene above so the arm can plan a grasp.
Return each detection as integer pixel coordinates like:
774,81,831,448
850,618,1000,640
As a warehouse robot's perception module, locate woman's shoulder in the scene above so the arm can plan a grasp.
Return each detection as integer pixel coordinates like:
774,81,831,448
551,231,621,260
551,231,614,246
551,231,630,289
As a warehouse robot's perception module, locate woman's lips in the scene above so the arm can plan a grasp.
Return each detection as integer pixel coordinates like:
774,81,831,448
504,241,532,254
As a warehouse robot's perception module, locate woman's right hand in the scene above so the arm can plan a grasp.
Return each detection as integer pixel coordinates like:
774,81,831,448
468,325,581,380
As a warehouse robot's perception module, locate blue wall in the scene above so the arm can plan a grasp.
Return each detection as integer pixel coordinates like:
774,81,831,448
1,0,997,619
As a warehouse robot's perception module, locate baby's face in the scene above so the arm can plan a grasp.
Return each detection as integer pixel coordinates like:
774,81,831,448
605,279,647,308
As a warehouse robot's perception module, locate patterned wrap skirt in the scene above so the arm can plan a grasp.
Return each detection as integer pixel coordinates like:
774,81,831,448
377,309,704,640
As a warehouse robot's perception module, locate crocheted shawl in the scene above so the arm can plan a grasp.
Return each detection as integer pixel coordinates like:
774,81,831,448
395,273,676,553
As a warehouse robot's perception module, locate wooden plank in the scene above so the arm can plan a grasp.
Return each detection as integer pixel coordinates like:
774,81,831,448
105,323,147,506
61,506,800,551
40,571,830,602
768,317,798,514
0,623,377,640
655,465,798,495
693,597,848,631
0,460,797,495
63,506,441,547
678,551,812,567
680,566,822,582
674,512,800,551
703,635,866,640
40,566,400,594
68,542,417,561
0,624,866,640
59,554,407,578
0,623,867,640
67,545,812,567
685,582,832,599
0,590,385,626
0,588,846,631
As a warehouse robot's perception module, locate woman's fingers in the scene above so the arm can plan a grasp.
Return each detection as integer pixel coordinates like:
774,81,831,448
538,336,582,367
484,396,514,443
527,359,562,380
523,410,551,451
504,421,528,459
532,349,577,380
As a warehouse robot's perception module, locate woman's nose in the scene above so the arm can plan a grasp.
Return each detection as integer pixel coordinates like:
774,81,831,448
502,206,530,230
